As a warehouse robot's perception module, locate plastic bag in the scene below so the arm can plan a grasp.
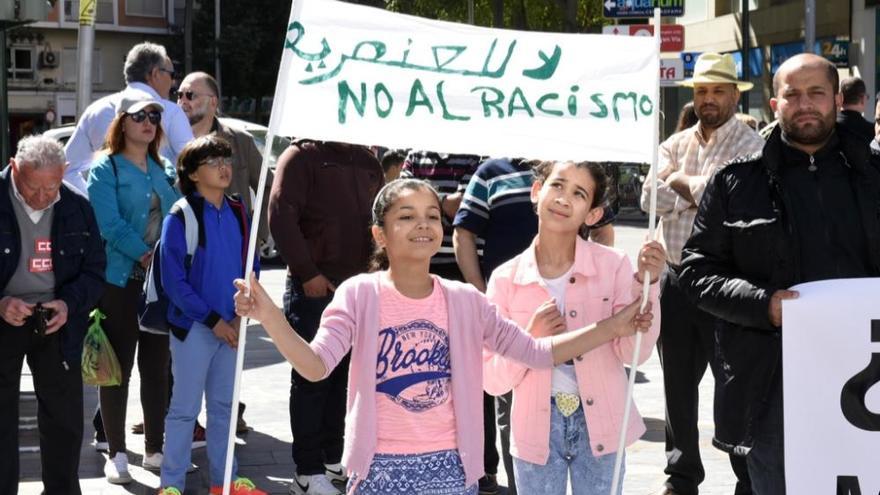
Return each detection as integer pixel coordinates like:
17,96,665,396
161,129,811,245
81,309,122,386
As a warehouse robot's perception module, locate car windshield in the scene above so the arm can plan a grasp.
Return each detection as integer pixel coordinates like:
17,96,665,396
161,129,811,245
249,130,290,166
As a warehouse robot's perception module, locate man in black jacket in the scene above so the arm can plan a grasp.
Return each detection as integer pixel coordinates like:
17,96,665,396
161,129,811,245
836,76,874,144
0,136,106,495
679,53,880,494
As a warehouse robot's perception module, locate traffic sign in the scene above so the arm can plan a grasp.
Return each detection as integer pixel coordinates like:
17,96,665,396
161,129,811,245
603,0,685,18
602,24,685,52
660,58,684,86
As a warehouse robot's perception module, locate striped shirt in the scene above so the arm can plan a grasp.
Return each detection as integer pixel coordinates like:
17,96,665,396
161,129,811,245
454,158,538,278
401,151,482,266
640,116,765,265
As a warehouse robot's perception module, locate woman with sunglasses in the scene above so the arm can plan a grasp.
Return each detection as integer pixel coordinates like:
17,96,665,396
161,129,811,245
87,96,182,484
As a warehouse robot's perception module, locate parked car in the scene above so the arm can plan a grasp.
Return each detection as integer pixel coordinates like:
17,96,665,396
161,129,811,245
41,118,290,263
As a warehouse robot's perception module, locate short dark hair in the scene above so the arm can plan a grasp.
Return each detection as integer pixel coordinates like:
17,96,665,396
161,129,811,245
176,135,232,195
840,76,867,105
772,55,839,96
532,160,607,209
380,150,405,174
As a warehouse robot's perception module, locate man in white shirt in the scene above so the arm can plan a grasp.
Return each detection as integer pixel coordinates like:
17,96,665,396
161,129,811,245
64,42,194,194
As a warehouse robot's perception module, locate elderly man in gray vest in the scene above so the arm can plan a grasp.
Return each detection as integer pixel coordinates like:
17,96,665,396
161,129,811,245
0,136,106,495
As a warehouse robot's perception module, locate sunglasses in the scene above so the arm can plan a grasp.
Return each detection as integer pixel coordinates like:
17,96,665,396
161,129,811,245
158,67,178,79
176,90,211,101
127,110,162,125
200,156,232,169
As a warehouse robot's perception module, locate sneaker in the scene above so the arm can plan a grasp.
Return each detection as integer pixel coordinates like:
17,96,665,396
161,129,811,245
143,452,163,472
192,422,207,449
323,463,346,484
158,488,183,495
92,430,108,453
104,453,133,484
209,477,268,495
478,474,500,494
132,422,145,435
237,403,250,435
289,474,341,495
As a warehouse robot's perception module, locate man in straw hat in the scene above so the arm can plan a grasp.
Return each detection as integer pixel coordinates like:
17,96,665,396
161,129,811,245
640,52,763,495
679,53,880,494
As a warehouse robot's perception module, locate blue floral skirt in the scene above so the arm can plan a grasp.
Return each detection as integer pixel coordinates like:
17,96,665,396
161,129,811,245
347,449,478,495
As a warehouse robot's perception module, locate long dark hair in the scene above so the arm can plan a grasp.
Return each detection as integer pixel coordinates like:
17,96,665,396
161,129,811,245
368,178,441,272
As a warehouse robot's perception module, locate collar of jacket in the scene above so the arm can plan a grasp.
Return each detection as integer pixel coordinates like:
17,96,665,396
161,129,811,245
512,236,597,286
762,123,873,177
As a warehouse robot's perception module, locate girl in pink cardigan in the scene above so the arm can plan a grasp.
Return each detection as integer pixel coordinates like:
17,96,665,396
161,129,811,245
483,161,664,495
234,178,657,495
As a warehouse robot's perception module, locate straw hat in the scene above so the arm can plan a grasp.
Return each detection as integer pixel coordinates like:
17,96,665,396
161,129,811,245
677,53,754,91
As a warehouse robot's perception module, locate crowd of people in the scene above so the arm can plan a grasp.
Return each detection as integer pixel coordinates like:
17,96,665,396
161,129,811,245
3,38,879,495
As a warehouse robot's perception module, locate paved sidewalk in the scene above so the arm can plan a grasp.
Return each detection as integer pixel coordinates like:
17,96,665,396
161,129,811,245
17,224,742,494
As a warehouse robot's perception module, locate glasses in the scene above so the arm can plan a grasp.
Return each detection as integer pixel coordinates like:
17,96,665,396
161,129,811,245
200,156,232,169
158,67,178,79
127,110,162,125
176,90,212,101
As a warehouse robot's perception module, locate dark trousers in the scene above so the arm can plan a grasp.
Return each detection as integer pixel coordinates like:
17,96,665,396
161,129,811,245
98,280,169,456
746,380,785,495
285,276,347,475
0,319,83,495
496,392,516,494
430,262,501,480
659,268,751,495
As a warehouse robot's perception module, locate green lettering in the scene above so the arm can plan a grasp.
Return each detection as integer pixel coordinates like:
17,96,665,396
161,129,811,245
406,79,434,117
589,93,608,118
567,85,580,116
436,81,470,121
639,94,653,117
612,92,639,122
536,93,563,117
374,83,393,118
471,86,505,118
337,80,366,124
507,87,534,117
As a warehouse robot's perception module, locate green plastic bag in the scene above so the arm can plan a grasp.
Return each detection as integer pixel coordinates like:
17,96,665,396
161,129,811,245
81,309,122,386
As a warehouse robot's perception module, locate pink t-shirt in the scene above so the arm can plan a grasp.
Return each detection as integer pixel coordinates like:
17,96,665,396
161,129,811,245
375,275,457,454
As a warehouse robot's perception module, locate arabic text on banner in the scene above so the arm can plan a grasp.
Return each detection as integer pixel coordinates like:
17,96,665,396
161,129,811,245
270,0,658,163
782,278,880,495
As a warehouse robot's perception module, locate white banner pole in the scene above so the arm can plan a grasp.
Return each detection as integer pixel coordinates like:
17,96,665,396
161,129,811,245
221,3,299,493
609,7,661,494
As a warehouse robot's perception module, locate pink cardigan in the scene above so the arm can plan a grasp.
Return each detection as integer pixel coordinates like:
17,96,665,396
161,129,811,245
308,272,554,487
483,238,660,465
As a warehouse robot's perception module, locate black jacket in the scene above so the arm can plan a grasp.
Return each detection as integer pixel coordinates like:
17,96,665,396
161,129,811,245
837,109,875,145
679,125,880,454
0,168,106,365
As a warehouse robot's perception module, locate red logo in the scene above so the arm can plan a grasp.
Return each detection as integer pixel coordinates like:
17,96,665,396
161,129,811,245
29,258,53,273
35,238,52,254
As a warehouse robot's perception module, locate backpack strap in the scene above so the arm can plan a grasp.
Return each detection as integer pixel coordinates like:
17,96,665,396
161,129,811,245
225,194,250,268
170,196,203,260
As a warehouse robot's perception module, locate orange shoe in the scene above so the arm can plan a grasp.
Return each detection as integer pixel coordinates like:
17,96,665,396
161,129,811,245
209,477,267,495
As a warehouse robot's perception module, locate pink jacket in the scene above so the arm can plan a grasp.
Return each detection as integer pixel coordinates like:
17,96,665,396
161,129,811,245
483,238,660,465
308,272,554,487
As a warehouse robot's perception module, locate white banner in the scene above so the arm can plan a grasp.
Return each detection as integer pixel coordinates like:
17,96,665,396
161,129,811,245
783,278,880,494
269,0,658,162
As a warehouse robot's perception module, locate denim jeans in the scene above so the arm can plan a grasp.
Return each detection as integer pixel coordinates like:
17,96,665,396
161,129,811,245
513,399,621,495
161,322,238,490
746,382,785,495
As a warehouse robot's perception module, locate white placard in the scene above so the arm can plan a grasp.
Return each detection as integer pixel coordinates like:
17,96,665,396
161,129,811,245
783,278,880,494
270,0,658,163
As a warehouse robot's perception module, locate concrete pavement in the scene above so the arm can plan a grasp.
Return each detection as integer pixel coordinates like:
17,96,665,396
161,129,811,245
17,222,741,494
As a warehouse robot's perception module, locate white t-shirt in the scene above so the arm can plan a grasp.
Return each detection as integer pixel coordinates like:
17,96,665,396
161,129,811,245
542,266,579,395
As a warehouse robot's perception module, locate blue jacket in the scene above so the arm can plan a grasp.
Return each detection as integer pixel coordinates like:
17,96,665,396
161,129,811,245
0,168,106,364
160,194,258,340
87,153,180,287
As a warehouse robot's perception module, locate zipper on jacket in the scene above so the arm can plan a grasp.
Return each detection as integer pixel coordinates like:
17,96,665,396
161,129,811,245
807,154,817,172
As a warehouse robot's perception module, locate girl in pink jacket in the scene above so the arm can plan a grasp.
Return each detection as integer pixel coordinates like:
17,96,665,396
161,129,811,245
234,178,657,495
484,161,665,495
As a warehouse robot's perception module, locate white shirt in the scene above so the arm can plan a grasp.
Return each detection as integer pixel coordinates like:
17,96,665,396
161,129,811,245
542,266,579,395
64,82,194,195
10,169,60,224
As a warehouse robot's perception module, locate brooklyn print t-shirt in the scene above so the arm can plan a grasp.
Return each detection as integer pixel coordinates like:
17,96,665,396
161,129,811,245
375,274,457,454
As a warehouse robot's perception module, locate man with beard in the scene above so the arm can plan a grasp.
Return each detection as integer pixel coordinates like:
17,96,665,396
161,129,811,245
177,72,273,248
640,53,763,495
679,53,880,494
